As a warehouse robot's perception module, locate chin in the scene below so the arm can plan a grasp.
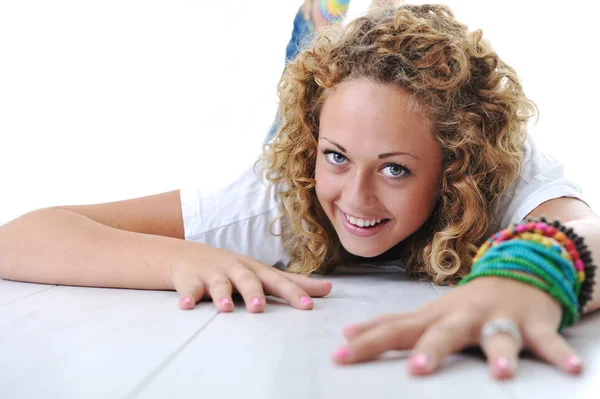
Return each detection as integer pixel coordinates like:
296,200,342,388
340,241,390,258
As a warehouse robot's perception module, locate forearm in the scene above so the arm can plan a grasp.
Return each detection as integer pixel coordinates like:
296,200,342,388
564,219,600,313
0,208,191,290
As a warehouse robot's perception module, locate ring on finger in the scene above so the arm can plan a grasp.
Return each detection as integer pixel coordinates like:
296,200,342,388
480,318,522,348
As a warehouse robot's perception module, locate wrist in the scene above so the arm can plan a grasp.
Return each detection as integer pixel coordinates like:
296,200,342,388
461,216,597,330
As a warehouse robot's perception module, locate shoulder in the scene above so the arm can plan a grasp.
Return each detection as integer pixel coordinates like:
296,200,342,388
179,162,290,266
180,162,281,237
497,135,587,228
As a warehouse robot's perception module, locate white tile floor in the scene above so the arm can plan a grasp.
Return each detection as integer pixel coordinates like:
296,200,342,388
1,274,599,399
2,1,600,398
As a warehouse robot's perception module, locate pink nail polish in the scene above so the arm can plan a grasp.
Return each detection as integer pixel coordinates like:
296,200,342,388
495,357,510,372
300,296,313,306
333,347,351,360
565,354,582,371
220,298,231,306
181,297,192,305
410,354,429,369
251,297,262,307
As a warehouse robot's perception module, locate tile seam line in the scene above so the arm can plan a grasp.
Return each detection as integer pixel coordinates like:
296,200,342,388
430,281,443,297
0,284,57,307
123,311,220,399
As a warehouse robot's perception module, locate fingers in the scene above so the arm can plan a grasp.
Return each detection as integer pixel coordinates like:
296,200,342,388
247,262,332,310
480,326,522,380
175,280,206,310
282,272,333,297
408,314,475,375
259,270,315,310
526,325,583,375
343,311,422,340
170,263,206,309
332,316,428,364
171,255,332,313
208,278,235,313
228,266,267,313
483,321,583,378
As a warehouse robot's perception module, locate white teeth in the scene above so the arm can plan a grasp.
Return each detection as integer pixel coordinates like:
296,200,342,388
345,213,384,228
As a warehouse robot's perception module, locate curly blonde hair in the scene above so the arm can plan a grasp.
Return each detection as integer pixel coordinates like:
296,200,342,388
260,4,537,285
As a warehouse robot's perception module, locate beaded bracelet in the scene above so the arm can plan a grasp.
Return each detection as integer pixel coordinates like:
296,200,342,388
472,242,579,305
463,240,579,329
460,269,578,331
472,216,596,313
475,240,580,296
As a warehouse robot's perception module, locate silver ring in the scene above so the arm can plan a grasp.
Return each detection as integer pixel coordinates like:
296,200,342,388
480,318,522,348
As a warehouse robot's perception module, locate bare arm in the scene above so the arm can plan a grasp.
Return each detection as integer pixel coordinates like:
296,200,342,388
0,190,188,290
0,190,332,312
526,197,600,313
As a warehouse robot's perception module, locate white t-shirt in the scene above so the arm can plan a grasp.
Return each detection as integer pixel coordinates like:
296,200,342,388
179,136,585,270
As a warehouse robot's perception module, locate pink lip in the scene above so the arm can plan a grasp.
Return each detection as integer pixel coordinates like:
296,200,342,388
337,208,390,238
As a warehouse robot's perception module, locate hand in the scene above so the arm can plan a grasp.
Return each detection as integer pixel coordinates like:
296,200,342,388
332,277,583,379
169,244,332,313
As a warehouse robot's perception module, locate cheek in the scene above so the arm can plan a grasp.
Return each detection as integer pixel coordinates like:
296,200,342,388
314,161,339,204
314,160,327,201
398,166,441,218
386,185,438,223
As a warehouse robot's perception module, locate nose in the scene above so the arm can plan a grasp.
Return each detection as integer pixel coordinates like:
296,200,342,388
343,169,377,209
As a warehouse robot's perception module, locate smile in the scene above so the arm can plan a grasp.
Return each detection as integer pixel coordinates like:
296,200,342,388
345,213,384,227
338,208,390,238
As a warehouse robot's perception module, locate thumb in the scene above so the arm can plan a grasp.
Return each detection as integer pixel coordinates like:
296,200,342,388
173,277,206,310
175,281,204,309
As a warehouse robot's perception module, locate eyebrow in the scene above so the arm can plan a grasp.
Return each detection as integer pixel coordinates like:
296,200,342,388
321,137,421,160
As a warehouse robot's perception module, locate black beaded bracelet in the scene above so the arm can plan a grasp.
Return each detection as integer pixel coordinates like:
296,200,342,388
526,216,596,313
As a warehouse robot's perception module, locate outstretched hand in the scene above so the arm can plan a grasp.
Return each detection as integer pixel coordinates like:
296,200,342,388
170,245,332,313
332,276,583,379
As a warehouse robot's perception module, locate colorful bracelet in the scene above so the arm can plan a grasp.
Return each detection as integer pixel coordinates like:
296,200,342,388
464,240,579,330
459,268,578,331
472,216,595,313
472,242,579,306
475,240,580,296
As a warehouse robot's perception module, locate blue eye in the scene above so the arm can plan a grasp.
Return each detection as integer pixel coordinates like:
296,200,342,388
324,150,347,164
381,164,409,179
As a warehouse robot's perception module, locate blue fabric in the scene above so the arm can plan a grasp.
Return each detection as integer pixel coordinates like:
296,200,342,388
285,7,315,62
265,7,316,143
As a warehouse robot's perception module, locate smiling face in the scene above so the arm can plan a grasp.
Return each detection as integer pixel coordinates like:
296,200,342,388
315,78,442,258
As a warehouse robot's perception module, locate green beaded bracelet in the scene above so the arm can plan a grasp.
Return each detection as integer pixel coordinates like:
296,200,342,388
459,269,579,331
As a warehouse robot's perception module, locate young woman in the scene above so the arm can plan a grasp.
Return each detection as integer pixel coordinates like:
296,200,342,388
0,4,597,380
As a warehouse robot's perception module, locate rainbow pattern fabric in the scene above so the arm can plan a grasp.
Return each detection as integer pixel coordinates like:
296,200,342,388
317,0,351,22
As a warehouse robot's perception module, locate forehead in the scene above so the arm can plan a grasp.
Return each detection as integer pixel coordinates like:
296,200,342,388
319,78,436,154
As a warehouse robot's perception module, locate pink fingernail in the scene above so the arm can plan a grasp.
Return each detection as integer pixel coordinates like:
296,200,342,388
300,296,313,306
251,297,263,307
333,347,351,360
495,357,510,372
410,354,429,369
565,354,582,371
181,297,192,305
220,298,231,306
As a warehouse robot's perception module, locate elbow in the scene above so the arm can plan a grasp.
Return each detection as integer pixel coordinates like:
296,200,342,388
0,208,52,280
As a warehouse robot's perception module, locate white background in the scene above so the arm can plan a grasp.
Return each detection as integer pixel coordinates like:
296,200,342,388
1,0,598,224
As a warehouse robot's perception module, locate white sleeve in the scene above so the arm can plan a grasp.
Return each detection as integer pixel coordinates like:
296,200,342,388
499,136,587,228
179,164,290,268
